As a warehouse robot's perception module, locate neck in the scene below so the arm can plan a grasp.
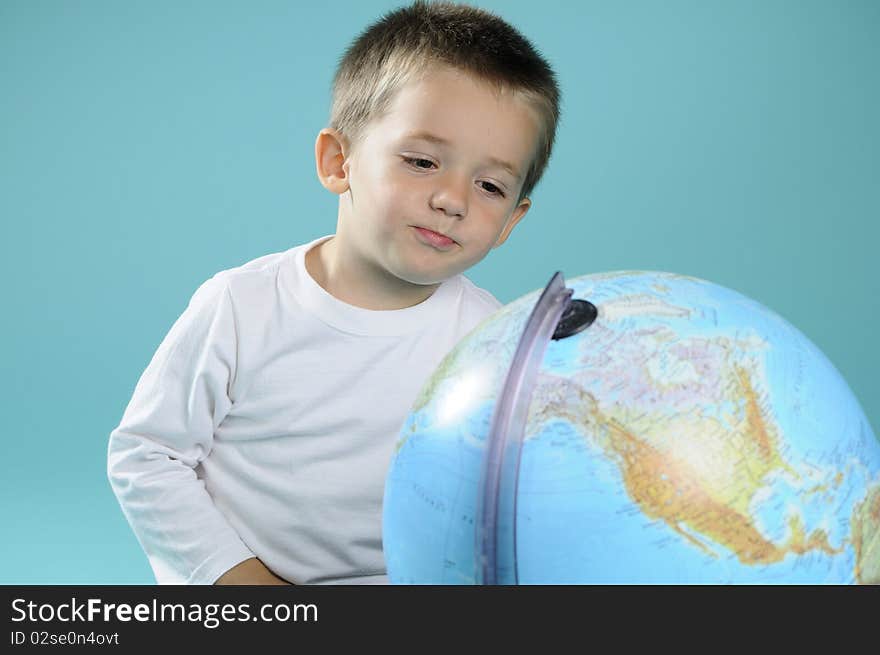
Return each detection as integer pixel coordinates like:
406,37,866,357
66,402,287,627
305,237,441,310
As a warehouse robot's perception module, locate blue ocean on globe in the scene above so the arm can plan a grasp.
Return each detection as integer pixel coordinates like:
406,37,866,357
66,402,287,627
382,271,880,584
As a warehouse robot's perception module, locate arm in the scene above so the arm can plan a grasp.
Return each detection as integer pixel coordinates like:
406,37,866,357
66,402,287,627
108,275,257,584
215,558,291,585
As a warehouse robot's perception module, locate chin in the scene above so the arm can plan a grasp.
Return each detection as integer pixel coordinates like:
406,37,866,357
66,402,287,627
400,273,449,287
386,260,449,287
394,266,455,287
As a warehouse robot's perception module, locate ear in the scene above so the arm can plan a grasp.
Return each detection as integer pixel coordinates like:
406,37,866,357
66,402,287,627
315,128,351,195
493,197,531,248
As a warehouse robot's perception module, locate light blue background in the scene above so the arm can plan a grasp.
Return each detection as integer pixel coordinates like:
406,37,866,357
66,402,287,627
2,0,876,583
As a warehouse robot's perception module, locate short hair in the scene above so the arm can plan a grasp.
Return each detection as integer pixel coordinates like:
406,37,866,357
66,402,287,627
329,0,561,204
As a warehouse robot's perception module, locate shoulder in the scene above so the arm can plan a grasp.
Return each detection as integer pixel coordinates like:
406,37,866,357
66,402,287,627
209,249,290,289
440,275,504,340
193,248,295,300
456,275,504,314
186,247,299,320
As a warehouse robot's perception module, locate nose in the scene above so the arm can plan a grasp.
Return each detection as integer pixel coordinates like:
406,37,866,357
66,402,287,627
429,171,468,219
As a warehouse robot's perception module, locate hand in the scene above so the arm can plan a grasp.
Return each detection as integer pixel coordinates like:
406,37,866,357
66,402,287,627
214,558,292,585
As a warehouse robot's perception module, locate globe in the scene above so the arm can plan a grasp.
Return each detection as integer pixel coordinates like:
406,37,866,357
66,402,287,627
382,271,880,584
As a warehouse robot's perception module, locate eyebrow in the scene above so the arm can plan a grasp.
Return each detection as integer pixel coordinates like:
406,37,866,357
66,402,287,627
400,130,522,181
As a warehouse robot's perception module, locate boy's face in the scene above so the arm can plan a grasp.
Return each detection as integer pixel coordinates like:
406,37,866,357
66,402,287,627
320,65,537,288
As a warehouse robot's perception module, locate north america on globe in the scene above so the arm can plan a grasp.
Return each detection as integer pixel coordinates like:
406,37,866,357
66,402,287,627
384,271,880,584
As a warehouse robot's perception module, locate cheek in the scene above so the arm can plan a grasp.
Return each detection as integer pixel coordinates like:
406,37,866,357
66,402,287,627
356,167,396,212
475,214,509,242
473,238,497,262
382,175,424,213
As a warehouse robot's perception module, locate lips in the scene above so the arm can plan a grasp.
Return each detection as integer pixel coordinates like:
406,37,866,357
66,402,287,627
413,226,457,251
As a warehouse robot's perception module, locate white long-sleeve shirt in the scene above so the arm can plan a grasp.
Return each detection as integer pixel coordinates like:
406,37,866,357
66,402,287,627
107,235,502,584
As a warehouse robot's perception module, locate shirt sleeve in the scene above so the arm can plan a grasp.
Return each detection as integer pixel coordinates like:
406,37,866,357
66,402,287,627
107,274,255,584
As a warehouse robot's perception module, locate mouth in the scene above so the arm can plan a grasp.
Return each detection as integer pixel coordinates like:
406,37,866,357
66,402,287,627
412,226,457,251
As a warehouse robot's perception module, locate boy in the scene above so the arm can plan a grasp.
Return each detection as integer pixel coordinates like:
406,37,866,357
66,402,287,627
107,0,560,585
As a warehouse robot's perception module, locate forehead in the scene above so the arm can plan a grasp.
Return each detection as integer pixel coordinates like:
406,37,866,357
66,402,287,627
378,67,539,175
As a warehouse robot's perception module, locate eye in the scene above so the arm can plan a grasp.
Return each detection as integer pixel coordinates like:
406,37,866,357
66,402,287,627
403,157,436,170
480,181,505,198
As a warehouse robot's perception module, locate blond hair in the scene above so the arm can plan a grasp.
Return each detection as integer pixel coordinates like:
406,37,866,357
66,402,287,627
329,0,561,204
